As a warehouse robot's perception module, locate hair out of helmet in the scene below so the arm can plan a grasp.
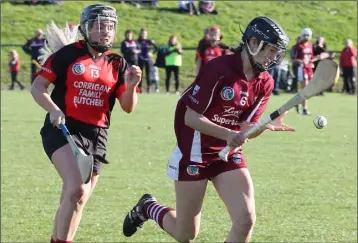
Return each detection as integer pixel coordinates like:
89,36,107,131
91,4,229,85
79,4,118,52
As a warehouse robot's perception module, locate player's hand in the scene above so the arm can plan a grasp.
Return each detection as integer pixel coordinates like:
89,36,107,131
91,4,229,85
125,65,142,87
49,109,65,128
266,111,295,132
226,130,249,148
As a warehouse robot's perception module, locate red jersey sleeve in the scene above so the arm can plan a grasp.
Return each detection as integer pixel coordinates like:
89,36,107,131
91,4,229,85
241,76,274,124
35,51,64,83
115,58,129,99
181,61,223,114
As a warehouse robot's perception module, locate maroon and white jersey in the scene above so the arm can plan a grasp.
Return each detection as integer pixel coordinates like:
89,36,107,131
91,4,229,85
171,54,273,165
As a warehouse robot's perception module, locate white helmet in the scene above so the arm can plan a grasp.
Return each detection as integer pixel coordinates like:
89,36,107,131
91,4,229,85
301,28,312,38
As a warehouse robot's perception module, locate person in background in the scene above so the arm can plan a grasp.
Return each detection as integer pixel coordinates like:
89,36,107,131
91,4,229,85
198,0,218,14
137,28,158,93
340,39,357,94
313,36,333,95
22,29,46,84
165,35,182,94
289,36,300,93
8,50,25,90
149,58,160,93
195,26,230,74
121,30,141,66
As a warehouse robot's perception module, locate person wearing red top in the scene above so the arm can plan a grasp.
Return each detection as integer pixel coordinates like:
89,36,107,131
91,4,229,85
294,28,321,115
30,4,141,243
195,26,230,74
340,39,357,94
8,50,25,90
123,16,294,243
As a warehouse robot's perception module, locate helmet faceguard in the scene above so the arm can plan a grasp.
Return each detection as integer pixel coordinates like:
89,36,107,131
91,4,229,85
79,4,118,53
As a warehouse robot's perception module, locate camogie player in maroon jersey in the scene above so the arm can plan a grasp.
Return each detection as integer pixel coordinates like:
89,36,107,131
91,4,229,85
30,4,141,243
123,16,294,243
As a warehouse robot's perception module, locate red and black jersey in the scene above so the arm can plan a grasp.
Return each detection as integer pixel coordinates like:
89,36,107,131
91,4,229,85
195,39,230,64
36,40,128,128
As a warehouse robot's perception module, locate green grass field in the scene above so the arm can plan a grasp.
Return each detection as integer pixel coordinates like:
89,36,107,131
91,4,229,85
1,91,356,242
1,1,357,87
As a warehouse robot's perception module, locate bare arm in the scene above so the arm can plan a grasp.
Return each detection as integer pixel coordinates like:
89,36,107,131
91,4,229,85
30,75,60,113
184,107,230,141
118,84,138,113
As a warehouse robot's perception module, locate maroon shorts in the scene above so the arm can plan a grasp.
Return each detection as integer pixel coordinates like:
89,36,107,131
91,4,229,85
167,146,247,181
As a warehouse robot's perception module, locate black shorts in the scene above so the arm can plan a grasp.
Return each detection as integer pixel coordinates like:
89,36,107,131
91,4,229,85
40,114,108,174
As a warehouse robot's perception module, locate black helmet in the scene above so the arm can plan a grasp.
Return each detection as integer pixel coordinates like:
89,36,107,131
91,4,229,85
79,4,118,52
241,16,289,73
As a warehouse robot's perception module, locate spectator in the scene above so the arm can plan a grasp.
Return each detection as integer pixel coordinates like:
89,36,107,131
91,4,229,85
165,35,182,94
178,0,199,15
121,29,140,66
290,36,301,93
137,28,158,93
8,50,25,90
22,29,46,84
149,58,160,93
313,36,329,95
198,0,218,14
340,39,357,94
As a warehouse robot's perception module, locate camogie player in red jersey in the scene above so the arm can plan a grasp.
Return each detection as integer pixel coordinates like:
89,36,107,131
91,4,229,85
30,4,141,243
195,26,230,74
294,28,323,115
123,16,294,243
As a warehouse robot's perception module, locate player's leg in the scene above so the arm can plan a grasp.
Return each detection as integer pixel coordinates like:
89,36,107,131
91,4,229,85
212,168,256,243
51,144,99,241
301,69,311,115
295,65,304,114
123,179,207,242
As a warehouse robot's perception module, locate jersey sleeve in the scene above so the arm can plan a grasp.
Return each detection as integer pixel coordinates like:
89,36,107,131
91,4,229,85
35,50,64,84
181,60,223,114
241,76,274,124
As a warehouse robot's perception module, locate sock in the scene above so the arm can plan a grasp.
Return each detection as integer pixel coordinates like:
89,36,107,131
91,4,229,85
142,201,174,229
56,240,72,243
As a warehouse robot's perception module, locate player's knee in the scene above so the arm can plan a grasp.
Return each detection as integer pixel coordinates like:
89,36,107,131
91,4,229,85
66,184,90,207
175,226,199,243
231,210,256,235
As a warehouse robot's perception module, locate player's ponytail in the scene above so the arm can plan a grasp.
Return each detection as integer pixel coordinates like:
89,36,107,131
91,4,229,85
38,21,79,65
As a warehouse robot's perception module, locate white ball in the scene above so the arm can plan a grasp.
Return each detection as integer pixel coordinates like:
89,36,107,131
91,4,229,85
313,116,327,129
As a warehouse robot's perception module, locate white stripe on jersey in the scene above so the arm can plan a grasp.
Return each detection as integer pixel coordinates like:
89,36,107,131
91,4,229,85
246,97,264,122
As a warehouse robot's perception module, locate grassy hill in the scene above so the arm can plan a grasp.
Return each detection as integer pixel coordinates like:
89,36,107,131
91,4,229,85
1,1,356,88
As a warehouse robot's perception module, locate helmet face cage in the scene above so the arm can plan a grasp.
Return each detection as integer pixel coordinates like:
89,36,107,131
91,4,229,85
82,16,117,51
246,40,286,71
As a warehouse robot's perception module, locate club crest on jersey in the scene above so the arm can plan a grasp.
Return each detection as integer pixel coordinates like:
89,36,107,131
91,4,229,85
232,154,242,164
192,85,200,96
187,165,199,176
221,87,234,101
72,63,85,75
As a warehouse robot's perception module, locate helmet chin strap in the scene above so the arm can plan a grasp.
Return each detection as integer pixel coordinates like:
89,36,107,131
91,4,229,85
245,44,267,74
